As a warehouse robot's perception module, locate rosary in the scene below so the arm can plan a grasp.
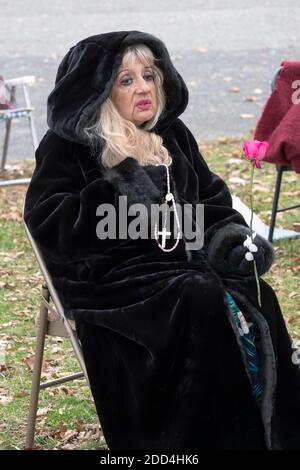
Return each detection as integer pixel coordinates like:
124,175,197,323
154,163,181,252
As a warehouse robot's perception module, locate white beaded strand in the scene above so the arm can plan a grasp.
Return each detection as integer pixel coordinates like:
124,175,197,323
243,232,258,262
154,163,181,252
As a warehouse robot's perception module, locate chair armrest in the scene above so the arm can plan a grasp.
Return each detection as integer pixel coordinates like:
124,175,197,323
4,76,36,86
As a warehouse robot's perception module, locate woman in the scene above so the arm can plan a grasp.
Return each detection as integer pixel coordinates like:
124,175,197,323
24,31,300,450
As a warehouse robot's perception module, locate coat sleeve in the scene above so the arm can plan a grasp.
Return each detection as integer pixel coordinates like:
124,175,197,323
24,130,118,261
172,119,274,277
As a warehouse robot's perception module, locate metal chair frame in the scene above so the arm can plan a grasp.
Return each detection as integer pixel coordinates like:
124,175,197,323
267,66,300,242
268,164,300,242
22,204,89,449
0,75,38,186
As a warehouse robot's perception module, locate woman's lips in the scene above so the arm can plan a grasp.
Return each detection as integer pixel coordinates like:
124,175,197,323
136,100,152,110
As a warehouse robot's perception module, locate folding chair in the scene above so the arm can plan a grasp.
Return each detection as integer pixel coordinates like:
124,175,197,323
267,66,300,242
22,202,90,449
0,75,38,185
268,163,299,242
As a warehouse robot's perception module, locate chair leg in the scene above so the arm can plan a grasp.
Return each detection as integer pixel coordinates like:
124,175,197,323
28,113,38,152
1,119,12,173
25,285,49,449
268,166,283,243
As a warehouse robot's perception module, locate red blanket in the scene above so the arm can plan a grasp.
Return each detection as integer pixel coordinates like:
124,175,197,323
254,60,300,173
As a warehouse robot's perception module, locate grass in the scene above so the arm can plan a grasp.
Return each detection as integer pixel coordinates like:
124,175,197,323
0,164,103,450
0,140,299,450
200,135,300,337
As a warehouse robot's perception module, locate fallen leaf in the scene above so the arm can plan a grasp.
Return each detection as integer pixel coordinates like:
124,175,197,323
61,442,77,450
2,207,22,221
50,337,64,343
292,223,300,232
228,86,240,93
61,429,78,442
76,421,86,433
51,346,63,354
284,175,298,183
0,395,13,405
2,320,20,327
287,316,297,324
60,386,72,395
0,364,9,375
229,176,247,186
58,421,67,434
217,137,229,144
240,113,255,119
36,406,50,417
281,190,300,196
253,184,271,193
23,355,49,372
15,390,27,398
244,96,259,102
288,292,298,299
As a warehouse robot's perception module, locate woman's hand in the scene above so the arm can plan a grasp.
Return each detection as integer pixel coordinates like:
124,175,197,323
207,222,275,278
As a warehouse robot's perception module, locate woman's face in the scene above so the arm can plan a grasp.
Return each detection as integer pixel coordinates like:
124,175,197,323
110,57,158,126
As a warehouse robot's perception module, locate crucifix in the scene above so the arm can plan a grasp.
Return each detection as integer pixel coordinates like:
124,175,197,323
153,164,181,253
156,226,171,249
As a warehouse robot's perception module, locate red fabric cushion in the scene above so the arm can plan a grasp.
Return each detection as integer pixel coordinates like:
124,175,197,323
254,60,300,173
0,75,16,110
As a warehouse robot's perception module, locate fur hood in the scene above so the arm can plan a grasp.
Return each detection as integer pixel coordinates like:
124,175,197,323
47,31,189,145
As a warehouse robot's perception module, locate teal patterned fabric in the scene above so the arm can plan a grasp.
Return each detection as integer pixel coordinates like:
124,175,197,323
226,291,262,401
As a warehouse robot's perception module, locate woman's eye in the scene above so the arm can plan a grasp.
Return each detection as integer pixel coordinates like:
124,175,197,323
120,73,154,86
120,77,132,86
144,74,154,81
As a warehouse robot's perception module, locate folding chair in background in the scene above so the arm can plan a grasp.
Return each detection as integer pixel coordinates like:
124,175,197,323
22,202,91,449
255,65,300,242
268,66,300,242
0,75,38,185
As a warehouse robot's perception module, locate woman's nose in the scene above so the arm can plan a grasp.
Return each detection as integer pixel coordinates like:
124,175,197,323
135,77,151,93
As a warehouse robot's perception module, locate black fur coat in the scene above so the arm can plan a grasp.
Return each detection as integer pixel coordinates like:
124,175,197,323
24,31,300,450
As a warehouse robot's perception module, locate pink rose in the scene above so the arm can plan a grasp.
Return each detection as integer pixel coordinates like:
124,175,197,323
242,140,269,169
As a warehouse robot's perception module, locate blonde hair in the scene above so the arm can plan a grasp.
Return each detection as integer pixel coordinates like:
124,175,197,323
83,44,172,168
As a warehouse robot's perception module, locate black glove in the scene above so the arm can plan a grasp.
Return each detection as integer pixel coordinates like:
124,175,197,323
207,222,275,278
